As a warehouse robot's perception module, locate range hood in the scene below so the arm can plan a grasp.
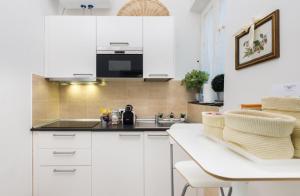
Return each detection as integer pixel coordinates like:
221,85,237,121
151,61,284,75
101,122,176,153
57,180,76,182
143,74,174,82
47,74,96,82
144,78,173,82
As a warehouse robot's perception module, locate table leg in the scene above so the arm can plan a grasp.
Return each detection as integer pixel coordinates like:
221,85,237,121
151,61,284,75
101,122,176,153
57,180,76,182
170,143,174,196
231,182,248,196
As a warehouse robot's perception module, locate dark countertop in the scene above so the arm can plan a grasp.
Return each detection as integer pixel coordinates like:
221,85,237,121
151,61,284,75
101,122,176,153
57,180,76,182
189,101,224,107
31,120,180,132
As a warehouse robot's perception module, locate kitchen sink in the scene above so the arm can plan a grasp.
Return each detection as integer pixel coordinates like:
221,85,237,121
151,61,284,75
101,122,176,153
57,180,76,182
135,119,182,129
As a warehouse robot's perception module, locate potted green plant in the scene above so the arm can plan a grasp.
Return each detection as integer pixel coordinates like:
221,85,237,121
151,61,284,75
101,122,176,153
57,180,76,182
158,113,163,119
181,70,209,102
169,112,175,121
211,74,224,102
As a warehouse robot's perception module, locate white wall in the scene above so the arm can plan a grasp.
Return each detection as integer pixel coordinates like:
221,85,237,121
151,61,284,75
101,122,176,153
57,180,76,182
224,0,300,110
0,0,58,195
224,0,300,195
63,0,202,80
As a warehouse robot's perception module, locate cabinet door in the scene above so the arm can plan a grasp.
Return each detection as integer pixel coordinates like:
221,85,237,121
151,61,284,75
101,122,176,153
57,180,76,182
97,16,143,48
92,132,144,196
45,16,96,78
143,17,175,79
38,166,91,196
145,132,171,196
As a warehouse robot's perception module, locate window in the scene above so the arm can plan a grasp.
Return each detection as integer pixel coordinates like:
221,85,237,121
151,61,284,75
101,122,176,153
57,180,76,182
200,0,226,79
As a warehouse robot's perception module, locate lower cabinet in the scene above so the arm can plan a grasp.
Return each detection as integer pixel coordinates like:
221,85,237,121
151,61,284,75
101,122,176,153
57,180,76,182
38,166,91,196
34,131,194,196
92,132,144,196
144,132,171,196
33,131,92,196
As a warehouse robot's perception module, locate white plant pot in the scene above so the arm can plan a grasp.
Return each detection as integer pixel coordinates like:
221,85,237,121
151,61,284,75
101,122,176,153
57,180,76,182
195,93,200,101
216,92,224,102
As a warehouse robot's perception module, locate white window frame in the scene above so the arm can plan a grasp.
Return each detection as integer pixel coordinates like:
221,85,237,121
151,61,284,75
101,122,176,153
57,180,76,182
200,0,226,79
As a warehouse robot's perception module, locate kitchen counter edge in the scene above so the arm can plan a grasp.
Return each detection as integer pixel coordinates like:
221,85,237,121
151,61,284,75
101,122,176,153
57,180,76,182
30,127,170,132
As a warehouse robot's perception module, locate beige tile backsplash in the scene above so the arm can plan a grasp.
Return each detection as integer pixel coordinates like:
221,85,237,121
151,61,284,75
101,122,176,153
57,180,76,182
32,74,60,126
32,76,194,125
59,80,194,119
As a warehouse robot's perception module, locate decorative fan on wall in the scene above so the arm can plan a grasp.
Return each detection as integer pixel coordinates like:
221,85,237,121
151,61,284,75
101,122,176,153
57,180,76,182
117,0,170,16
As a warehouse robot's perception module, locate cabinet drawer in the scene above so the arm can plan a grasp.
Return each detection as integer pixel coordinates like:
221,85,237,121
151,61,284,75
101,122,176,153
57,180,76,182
37,132,91,149
39,149,91,166
38,166,91,196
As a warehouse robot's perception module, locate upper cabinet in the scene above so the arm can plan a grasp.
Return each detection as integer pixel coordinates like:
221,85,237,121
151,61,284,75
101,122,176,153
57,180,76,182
45,16,96,79
97,16,143,49
44,16,175,80
143,17,175,79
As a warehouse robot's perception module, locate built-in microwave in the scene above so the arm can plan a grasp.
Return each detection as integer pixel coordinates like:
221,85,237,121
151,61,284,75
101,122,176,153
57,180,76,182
96,47,143,78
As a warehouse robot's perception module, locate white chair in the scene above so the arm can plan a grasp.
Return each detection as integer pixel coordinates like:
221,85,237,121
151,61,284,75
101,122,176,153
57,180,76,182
175,161,232,196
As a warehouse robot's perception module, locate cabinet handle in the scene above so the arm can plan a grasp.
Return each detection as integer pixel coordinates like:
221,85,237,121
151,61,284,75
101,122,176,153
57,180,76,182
110,42,129,46
73,73,93,77
53,169,77,173
52,134,76,137
119,134,141,137
148,74,169,77
147,134,169,137
53,151,76,155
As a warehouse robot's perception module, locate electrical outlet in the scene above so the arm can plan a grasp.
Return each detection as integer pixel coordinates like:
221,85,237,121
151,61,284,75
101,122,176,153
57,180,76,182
272,83,300,97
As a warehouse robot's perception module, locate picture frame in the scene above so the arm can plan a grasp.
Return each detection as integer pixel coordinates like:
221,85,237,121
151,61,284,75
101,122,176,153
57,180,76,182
235,10,280,70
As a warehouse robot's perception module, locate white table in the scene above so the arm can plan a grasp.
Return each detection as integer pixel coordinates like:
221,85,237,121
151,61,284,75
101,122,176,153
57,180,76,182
167,124,300,196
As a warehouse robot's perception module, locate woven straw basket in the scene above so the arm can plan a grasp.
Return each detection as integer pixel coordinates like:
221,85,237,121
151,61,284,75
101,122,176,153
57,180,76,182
118,0,170,16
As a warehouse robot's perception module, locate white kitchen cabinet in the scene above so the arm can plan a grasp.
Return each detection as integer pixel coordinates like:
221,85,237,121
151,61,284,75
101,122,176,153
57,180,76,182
143,17,175,79
38,166,91,196
39,149,91,166
37,131,91,149
97,16,143,48
92,132,144,196
33,131,92,196
145,132,171,196
45,16,96,79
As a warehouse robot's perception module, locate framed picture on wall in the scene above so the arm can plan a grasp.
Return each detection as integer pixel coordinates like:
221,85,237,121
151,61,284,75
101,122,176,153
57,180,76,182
235,9,280,70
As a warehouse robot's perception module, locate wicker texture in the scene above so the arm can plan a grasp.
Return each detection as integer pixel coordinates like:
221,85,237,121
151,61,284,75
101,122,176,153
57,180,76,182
117,0,170,16
202,112,225,140
293,128,300,136
262,97,300,112
224,127,294,159
262,97,300,157
263,109,300,129
203,125,224,140
225,110,296,138
292,134,300,157
202,112,225,128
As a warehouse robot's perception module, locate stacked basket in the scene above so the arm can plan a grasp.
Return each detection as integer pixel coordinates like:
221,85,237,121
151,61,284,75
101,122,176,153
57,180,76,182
262,97,300,158
202,112,225,140
223,110,296,159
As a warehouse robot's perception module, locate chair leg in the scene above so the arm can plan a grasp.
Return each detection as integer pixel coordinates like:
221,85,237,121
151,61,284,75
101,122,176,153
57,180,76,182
181,183,190,196
227,187,233,196
220,187,225,196
220,187,233,196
